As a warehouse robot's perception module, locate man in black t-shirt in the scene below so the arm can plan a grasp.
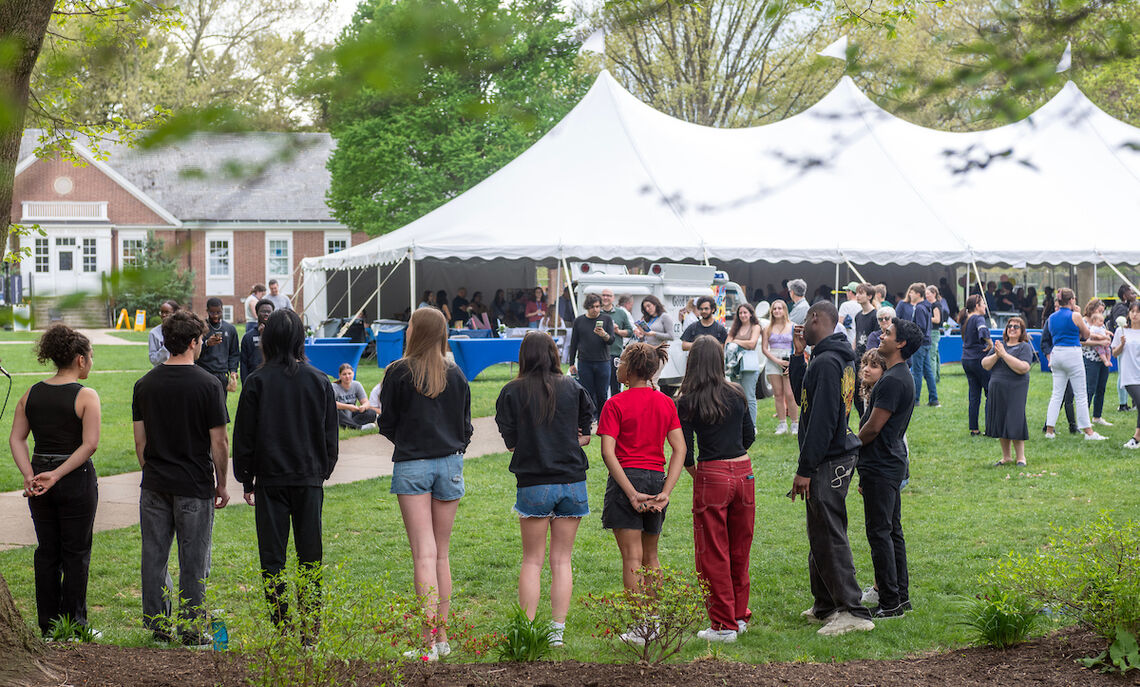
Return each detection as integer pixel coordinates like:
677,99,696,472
240,299,274,384
857,317,921,620
133,310,230,646
680,296,728,350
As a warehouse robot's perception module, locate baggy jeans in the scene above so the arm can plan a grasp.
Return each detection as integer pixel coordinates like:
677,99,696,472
805,455,872,620
140,488,214,631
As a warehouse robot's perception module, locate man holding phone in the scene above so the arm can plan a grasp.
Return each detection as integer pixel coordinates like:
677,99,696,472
787,301,873,637
568,293,615,422
197,297,240,400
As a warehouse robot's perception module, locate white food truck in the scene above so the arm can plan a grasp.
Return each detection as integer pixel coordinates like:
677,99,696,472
571,262,751,393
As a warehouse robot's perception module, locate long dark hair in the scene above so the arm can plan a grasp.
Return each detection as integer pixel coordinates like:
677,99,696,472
729,302,757,339
677,336,744,425
509,332,564,423
260,309,307,375
641,295,664,319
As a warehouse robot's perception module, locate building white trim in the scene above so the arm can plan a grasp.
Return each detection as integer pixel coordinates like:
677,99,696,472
205,230,235,296
21,201,108,222
264,232,294,293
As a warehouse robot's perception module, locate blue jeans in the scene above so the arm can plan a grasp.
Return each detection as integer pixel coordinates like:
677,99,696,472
577,359,611,420
910,343,938,404
738,370,758,428
1084,356,1111,419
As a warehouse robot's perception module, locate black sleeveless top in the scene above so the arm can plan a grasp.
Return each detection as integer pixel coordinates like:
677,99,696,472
26,382,85,456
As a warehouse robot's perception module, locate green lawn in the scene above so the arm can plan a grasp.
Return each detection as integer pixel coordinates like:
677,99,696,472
2,365,1139,663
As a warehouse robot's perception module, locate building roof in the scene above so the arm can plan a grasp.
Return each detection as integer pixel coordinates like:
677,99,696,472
18,130,339,223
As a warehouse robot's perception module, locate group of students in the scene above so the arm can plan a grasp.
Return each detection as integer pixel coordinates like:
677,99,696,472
958,287,1140,464
10,298,923,654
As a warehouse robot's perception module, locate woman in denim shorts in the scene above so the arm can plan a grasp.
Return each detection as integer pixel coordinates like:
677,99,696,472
378,308,473,661
494,333,594,647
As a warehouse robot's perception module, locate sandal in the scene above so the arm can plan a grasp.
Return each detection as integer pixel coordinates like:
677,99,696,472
970,430,981,437
994,459,1011,466
1016,460,1027,467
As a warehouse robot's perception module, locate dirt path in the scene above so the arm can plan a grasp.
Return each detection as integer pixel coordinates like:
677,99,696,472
0,417,506,551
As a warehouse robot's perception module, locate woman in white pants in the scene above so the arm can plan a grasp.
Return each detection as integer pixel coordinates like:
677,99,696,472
1044,288,1107,440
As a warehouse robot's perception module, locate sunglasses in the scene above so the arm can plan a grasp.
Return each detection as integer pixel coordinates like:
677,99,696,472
878,316,890,321
1007,324,1022,330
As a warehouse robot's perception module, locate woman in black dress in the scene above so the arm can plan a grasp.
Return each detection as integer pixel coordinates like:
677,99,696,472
983,317,1034,466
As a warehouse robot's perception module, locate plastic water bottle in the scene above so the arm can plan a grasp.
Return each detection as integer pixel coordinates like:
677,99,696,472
211,612,228,651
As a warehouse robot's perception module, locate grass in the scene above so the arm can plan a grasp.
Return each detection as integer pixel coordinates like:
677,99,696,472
2,364,1139,663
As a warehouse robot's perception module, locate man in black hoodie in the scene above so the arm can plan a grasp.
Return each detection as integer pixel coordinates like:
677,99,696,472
233,309,338,637
789,302,874,637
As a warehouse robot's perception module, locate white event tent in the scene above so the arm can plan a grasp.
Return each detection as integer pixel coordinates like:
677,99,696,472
300,70,1140,322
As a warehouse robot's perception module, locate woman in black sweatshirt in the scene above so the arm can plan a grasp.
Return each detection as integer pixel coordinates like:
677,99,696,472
378,306,473,661
232,309,338,636
676,335,756,643
494,332,594,647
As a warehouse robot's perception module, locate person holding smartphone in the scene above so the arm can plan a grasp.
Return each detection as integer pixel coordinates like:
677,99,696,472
567,294,615,422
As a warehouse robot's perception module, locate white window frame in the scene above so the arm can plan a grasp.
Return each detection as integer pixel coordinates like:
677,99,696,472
222,305,234,323
265,232,293,293
205,231,234,296
118,230,147,268
325,230,350,255
81,238,97,273
56,237,76,272
34,238,49,273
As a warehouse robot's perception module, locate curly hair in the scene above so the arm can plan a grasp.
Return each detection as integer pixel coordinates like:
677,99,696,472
620,341,668,382
36,324,91,370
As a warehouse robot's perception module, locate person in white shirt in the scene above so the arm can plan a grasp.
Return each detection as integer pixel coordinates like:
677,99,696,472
1111,301,1140,449
838,281,863,346
147,301,179,366
244,284,266,332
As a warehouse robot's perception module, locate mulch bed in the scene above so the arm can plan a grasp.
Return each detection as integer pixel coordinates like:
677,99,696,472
30,630,1138,687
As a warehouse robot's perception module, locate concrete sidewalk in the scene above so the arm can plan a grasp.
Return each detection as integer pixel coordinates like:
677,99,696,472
0,416,506,552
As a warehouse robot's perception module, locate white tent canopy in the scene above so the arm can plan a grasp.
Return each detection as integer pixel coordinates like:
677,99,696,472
302,70,1140,277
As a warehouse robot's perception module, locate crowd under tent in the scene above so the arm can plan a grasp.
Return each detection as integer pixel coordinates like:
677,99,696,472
299,70,1140,326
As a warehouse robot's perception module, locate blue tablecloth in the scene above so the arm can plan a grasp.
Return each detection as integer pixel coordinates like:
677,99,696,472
448,338,523,381
449,328,493,338
939,329,1043,365
305,341,367,377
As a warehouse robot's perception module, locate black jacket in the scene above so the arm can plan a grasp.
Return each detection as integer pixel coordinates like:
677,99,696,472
789,332,862,477
239,329,262,384
495,376,594,487
378,361,473,461
197,320,240,375
232,362,339,493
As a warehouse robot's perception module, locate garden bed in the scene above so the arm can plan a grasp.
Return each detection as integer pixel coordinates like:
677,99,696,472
30,629,1125,687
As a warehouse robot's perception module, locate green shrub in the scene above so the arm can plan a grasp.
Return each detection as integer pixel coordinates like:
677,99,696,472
958,590,1041,648
496,606,553,662
581,565,707,664
47,615,98,643
1080,626,1140,674
990,513,1140,639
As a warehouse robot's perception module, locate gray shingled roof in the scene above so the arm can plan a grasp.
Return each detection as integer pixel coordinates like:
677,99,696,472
18,130,339,223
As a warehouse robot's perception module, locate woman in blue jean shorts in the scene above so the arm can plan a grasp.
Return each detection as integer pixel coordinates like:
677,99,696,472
494,332,594,648
379,308,473,661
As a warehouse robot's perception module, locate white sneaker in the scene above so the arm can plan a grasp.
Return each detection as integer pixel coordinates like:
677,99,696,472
860,585,879,606
403,645,440,661
736,620,747,634
800,607,830,624
817,611,875,637
1044,432,1056,440
548,622,564,648
434,641,451,657
360,422,378,431
619,621,658,646
790,422,799,435
1093,417,1114,426
1085,431,1108,441
775,421,788,435
1124,438,1140,450
696,628,737,643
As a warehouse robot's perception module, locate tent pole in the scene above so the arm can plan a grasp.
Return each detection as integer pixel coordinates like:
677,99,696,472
834,263,839,306
969,257,994,327
347,269,353,319
843,258,869,285
561,253,577,318
408,247,417,315
1097,252,1139,294
1094,262,1098,298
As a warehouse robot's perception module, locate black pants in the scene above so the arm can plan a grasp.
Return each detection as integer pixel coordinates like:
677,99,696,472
255,486,324,627
28,460,98,635
861,475,909,611
609,355,622,397
961,359,991,431
577,359,611,420
337,408,377,429
805,455,871,620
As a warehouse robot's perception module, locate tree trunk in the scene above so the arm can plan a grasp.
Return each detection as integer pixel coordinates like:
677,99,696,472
0,0,57,254
0,570,54,684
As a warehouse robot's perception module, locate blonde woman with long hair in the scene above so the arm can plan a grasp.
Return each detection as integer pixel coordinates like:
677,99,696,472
378,307,473,661
761,299,799,434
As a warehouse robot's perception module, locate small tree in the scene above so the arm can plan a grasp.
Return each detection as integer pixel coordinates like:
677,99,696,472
108,239,195,323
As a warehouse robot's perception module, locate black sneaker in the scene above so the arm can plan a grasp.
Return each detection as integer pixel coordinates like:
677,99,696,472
899,600,913,612
1068,425,1078,435
1121,404,1132,413
868,604,906,619
150,628,175,644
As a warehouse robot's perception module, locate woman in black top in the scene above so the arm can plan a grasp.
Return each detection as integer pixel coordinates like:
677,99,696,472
494,332,594,647
567,293,615,422
9,325,101,639
378,306,472,661
676,335,755,642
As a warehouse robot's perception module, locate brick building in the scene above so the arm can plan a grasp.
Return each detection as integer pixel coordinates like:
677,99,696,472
12,130,367,325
